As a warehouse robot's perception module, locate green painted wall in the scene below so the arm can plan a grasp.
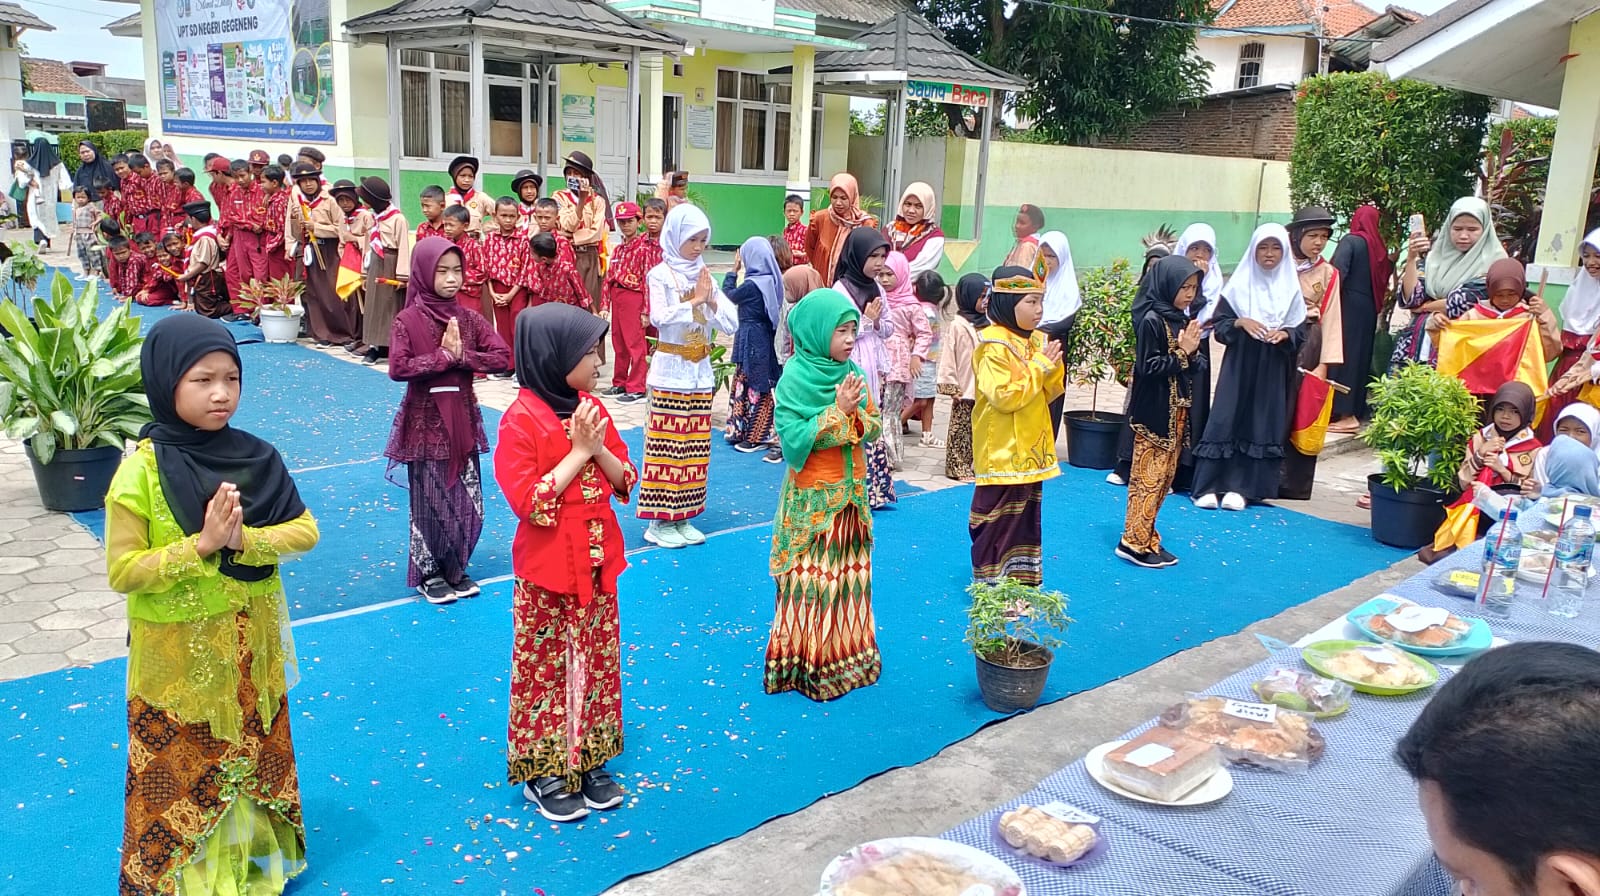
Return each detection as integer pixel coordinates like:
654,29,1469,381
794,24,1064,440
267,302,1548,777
939,205,1293,279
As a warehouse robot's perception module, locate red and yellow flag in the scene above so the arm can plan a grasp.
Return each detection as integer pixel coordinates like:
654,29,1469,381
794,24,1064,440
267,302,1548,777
1437,317,1549,398
335,242,364,301
1289,373,1335,455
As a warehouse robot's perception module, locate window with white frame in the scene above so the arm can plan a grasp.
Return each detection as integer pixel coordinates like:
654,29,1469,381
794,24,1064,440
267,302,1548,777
1236,42,1265,90
662,94,684,173
715,69,799,175
810,98,824,179
399,50,555,162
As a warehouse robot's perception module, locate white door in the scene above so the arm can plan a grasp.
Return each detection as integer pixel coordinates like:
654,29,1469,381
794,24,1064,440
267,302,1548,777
594,87,629,200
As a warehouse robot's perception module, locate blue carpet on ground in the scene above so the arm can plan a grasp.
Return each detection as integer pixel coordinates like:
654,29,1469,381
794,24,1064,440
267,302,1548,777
4,475,1403,895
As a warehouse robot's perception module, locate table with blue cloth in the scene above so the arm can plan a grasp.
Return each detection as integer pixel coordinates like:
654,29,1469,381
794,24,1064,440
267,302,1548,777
942,542,1597,896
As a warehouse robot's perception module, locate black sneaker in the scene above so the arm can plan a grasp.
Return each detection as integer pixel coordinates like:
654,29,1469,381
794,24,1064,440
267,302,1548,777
523,777,590,822
580,767,625,810
601,386,625,397
734,441,764,454
362,347,381,365
762,446,784,464
1115,542,1167,569
418,577,457,604
1155,547,1180,567
618,392,646,404
449,575,481,599
314,339,333,347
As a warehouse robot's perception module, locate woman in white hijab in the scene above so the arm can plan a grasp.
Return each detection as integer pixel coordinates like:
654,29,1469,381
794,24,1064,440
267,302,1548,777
1191,223,1309,511
1034,230,1081,436
1543,228,1600,435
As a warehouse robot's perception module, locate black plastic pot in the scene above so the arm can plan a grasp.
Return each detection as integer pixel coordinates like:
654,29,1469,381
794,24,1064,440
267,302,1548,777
1064,411,1126,470
1367,473,1453,549
975,640,1054,712
25,440,122,512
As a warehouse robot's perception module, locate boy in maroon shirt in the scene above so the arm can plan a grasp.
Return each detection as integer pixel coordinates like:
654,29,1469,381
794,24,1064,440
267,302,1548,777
440,205,482,313
260,166,292,280
416,185,448,242
105,236,149,303
479,197,533,360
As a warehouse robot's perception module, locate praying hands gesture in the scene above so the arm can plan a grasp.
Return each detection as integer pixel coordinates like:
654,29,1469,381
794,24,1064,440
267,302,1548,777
863,297,883,322
1178,319,1202,356
196,482,243,557
569,400,607,456
688,268,714,307
836,372,865,415
1041,338,1064,366
441,317,463,360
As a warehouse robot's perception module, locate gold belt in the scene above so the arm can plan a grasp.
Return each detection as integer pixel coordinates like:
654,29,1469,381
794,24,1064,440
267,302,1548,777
656,342,710,362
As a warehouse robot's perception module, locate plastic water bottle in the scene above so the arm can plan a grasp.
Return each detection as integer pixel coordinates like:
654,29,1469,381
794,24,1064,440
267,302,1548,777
1550,505,1594,619
1480,508,1520,617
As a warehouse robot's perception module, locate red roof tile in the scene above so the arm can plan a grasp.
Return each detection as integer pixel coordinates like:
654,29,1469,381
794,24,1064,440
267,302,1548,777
1213,0,1378,36
22,58,100,97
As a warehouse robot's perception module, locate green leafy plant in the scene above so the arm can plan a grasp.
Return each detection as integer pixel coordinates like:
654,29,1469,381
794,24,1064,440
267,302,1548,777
1064,258,1137,416
965,578,1072,667
4,240,48,299
233,275,305,323
1290,72,1491,246
1363,363,1480,492
1479,117,1600,262
56,129,151,175
0,273,149,464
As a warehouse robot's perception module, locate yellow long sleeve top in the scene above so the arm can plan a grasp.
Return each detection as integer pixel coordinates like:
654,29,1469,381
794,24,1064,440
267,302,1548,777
972,325,1066,486
106,441,319,741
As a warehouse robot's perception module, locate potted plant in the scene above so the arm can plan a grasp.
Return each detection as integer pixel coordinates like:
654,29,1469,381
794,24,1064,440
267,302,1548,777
235,275,306,343
1061,259,1137,469
1362,364,1480,548
1,240,49,326
0,273,148,512
965,578,1072,713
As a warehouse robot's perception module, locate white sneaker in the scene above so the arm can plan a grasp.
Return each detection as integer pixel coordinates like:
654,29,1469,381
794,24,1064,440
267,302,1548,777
1193,493,1220,510
676,520,707,545
644,521,688,549
1220,492,1247,511
1105,472,1127,486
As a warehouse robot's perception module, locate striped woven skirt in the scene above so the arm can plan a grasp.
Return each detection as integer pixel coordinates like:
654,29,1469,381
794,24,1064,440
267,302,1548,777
764,506,881,701
638,387,713,521
969,482,1044,586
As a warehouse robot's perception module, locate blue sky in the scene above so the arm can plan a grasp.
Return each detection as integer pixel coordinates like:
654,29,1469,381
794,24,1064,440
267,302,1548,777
22,0,1458,83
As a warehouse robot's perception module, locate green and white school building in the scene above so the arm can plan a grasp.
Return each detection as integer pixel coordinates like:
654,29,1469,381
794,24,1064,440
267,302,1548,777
113,0,1007,245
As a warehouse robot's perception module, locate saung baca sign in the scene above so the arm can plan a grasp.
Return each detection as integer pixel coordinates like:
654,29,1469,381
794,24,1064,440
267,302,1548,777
906,80,991,108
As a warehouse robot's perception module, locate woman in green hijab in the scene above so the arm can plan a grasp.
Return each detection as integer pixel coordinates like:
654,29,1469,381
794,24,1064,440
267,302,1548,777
764,289,884,701
1390,195,1509,369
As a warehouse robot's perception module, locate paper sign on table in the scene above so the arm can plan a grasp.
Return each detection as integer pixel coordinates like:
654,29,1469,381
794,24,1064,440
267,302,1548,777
1222,699,1279,724
1037,802,1100,826
1123,743,1175,768
1385,605,1450,633
1360,646,1400,665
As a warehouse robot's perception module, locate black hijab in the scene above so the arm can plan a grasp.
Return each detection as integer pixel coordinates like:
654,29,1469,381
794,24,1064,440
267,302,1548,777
1139,245,1171,282
1489,381,1536,439
515,304,611,419
72,141,118,193
955,273,989,328
834,228,889,309
139,316,305,582
25,138,60,177
987,264,1037,336
1133,255,1202,329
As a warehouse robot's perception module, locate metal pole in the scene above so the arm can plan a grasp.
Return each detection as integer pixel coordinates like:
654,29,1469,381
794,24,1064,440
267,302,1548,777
627,46,641,201
386,39,402,194
468,33,485,161
538,62,550,183
974,90,995,243
886,90,906,216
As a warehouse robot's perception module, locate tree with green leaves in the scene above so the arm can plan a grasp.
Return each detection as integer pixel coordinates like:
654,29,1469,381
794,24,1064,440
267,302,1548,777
914,0,1214,144
1290,72,1490,244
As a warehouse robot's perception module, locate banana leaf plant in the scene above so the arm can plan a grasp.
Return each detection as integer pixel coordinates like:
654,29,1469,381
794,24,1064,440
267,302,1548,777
0,272,149,464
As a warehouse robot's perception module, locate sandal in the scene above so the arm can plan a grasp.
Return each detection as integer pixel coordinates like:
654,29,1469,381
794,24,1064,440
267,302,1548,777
1327,418,1362,434
919,432,946,449
1356,494,1371,510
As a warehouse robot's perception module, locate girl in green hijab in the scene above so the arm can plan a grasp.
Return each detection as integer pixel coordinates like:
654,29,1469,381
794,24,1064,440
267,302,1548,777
764,289,884,701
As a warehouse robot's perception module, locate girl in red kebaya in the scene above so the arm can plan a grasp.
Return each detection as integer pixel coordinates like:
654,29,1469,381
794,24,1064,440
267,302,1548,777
495,303,636,823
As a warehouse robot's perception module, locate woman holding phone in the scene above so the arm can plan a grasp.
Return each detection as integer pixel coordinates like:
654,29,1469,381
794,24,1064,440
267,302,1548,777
1388,198,1508,371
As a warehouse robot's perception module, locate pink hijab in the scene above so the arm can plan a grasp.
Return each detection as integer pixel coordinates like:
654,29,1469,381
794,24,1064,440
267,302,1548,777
883,250,917,309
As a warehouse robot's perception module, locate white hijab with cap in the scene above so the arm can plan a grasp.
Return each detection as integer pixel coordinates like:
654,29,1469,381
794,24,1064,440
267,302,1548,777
1562,228,1600,336
1174,223,1223,326
1036,230,1081,325
1221,223,1306,331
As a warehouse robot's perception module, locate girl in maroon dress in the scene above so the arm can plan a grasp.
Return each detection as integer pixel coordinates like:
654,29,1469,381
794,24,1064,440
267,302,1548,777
384,237,510,605
494,303,637,823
